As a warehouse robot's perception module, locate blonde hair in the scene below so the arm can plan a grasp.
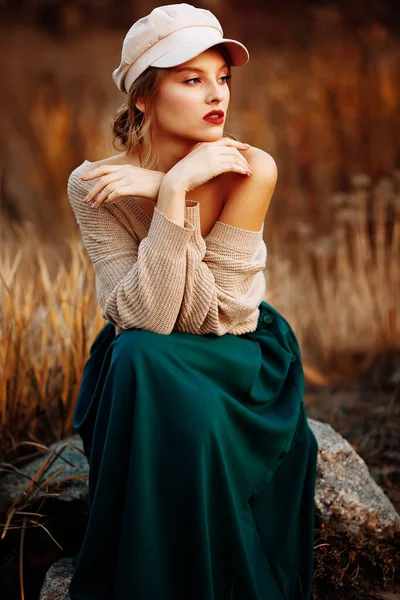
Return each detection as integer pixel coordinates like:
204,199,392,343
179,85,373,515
112,44,236,170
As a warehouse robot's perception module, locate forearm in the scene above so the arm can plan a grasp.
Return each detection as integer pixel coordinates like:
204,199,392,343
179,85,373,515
175,228,267,336
156,174,187,227
143,169,165,201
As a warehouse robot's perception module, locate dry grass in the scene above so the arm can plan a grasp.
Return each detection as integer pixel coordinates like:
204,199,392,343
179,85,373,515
265,170,400,383
0,227,104,462
0,440,87,600
312,522,400,599
0,170,399,599
0,170,399,460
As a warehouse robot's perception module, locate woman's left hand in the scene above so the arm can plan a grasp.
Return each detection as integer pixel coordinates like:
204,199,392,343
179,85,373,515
80,164,165,209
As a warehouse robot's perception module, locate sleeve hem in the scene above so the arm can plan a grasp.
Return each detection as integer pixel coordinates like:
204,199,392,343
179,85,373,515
146,206,195,253
205,220,264,252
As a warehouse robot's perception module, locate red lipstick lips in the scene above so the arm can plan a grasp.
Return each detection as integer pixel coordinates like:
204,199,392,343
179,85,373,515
203,110,225,124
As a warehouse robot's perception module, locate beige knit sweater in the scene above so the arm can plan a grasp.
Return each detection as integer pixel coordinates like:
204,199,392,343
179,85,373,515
67,160,267,336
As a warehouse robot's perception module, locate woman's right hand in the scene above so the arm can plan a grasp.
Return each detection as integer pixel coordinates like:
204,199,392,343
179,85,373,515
164,138,253,193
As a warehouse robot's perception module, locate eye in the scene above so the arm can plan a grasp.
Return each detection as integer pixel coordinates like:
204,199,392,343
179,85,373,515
184,75,232,85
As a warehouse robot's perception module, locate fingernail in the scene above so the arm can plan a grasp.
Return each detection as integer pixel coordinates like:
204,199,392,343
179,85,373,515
90,202,96,208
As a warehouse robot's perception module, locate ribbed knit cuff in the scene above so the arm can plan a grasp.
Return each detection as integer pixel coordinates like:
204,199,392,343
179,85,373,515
147,206,195,254
205,221,264,252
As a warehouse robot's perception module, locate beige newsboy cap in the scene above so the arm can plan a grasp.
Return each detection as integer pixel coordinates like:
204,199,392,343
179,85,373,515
112,3,249,94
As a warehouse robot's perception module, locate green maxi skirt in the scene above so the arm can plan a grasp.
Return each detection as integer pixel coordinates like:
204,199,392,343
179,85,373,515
68,300,318,600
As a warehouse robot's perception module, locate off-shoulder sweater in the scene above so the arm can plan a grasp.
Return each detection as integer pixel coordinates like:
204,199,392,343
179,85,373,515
67,160,267,337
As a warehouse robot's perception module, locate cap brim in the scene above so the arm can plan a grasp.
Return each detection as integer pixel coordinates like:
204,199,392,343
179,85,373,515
150,37,249,69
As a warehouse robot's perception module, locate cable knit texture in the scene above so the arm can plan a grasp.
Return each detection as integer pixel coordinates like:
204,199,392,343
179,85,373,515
67,160,267,336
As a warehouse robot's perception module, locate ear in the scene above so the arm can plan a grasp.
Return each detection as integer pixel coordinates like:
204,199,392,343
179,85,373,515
135,98,146,113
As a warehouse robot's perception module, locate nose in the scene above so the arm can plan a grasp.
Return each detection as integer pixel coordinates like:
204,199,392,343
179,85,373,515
206,81,225,104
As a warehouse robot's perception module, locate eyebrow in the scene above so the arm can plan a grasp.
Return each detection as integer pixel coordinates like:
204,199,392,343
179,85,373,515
173,63,229,74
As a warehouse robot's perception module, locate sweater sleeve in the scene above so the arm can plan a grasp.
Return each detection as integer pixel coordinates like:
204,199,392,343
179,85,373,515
67,167,195,335
174,203,267,336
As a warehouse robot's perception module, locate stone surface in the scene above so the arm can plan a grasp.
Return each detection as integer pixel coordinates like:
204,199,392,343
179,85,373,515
2,421,399,543
309,418,400,539
0,437,88,513
1,422,399,599
39,556,75,600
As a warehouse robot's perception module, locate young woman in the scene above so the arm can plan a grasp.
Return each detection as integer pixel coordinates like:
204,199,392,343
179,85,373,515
66,4,318,599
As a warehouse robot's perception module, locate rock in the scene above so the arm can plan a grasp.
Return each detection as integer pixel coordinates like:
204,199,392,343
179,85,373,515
39,556,75,600
308,418,400,539
0,422,399,600
0,437,88,513
2,422,399,542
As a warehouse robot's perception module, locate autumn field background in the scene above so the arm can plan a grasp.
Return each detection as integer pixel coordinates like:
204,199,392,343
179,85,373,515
0,1,400,598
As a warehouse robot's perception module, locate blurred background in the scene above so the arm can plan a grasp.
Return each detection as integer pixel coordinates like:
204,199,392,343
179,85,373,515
0,0,399,598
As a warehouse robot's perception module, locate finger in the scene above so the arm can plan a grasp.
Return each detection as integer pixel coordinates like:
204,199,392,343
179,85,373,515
104,184,136,204
236,152,252,170
221,159,253,176
218,138,251,149
80,165,124,181
233,157,253,173
220,148,250,166
90,182,120,208
90,194,105,209
206,138,250,151
83,173,124,204
217,148,252,170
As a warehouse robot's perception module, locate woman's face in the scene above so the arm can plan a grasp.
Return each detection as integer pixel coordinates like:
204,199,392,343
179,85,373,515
147,48,231,144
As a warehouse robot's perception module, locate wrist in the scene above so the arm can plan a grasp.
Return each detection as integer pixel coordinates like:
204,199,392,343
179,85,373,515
142,170,164,200
161,171,188,195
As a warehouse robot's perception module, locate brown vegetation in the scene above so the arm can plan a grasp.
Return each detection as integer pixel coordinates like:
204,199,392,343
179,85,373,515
0,173,399,597
0,168,398,461
1,2,400,597
2,3,400,250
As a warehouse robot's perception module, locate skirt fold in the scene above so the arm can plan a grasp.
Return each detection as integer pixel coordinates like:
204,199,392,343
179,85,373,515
69,301,318,600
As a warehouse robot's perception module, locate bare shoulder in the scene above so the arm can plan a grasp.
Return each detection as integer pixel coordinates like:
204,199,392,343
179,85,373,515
244,147,278,180
219,146,278,200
